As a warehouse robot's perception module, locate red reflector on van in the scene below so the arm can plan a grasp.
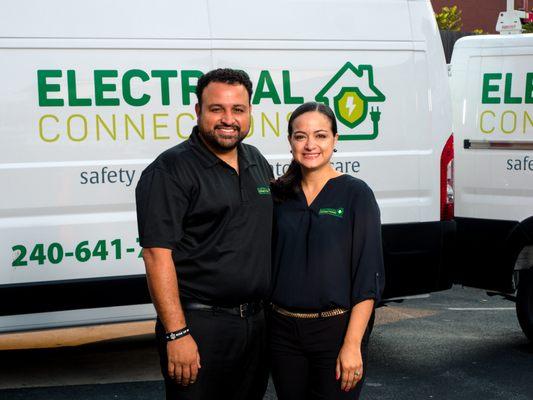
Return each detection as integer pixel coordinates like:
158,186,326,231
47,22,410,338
441,134,454,221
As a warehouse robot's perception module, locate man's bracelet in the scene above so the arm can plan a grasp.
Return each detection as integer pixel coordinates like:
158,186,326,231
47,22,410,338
164,327,190,342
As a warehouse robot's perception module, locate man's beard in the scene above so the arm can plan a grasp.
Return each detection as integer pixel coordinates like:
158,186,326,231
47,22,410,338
198,122,248,153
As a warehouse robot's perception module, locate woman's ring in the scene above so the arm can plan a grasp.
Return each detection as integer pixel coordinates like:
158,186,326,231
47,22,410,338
354,371,360,377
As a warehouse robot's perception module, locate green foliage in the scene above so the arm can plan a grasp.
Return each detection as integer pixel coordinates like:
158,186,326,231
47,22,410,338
435,5,463,31
472,28,485,35
523,22,533,33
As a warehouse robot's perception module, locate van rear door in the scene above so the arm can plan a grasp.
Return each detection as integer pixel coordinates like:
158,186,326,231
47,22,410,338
452,35,533,292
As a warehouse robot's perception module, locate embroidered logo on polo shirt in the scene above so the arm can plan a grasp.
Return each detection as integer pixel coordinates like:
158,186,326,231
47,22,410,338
319,207,345,218
256,186,271,195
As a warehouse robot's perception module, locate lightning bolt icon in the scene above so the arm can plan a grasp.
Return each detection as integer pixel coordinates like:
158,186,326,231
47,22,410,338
345,97,356,117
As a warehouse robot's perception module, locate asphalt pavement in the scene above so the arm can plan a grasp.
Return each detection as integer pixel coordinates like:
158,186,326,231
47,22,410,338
0,285,531,400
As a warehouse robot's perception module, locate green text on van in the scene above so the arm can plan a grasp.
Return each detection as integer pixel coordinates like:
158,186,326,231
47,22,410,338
481,72,533,104
37,69,305,107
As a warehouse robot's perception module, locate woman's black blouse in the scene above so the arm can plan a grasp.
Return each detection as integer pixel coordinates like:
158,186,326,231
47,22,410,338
271,174,385,311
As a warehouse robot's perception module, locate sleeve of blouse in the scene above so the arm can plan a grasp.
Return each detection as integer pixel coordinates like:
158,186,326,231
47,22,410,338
350,182,386,306
135,167,190,250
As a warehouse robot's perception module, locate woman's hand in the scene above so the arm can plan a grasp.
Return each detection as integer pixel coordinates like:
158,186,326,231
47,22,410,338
336,341,363,392
336,299,374,391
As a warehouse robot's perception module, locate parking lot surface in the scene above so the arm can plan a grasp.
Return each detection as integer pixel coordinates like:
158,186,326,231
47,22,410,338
0,285,531,400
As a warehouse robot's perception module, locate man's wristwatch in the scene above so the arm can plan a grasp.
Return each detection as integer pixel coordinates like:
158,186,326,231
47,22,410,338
164,327,190,342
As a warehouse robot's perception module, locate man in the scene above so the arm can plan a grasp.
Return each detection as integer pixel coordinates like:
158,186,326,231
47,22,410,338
135,69,273,400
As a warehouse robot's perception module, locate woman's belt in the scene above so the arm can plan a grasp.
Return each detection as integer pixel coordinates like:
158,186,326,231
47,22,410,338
271,304,349,319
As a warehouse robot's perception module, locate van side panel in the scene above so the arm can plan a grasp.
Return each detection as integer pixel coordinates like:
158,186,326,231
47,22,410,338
0,41,450,303
454,38,533,222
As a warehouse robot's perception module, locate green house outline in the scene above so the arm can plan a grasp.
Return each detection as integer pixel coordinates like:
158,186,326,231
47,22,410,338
334,87,368,129
315,62,386,134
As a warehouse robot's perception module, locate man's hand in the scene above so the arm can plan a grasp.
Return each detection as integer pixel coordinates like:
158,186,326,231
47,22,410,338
142,247,200,385
167,335,202,386
335,341,363,392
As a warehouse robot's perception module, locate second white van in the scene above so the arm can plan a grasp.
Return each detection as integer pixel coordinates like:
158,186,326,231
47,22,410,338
451,33,533,341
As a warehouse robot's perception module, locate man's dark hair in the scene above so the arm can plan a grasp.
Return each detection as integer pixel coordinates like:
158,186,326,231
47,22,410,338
196,68,253,107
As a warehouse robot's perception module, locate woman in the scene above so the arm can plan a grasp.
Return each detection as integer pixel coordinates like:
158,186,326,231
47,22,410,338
269,102,385,400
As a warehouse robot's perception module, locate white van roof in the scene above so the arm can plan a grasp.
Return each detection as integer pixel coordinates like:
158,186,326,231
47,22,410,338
454,33,533,49
0,0,421,42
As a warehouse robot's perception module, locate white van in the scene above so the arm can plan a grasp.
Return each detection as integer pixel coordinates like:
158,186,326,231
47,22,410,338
0,0,453,332
451,33,533,341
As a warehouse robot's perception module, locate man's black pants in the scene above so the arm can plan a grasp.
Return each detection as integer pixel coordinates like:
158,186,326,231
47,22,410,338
155,309,268,400
269,311,373,400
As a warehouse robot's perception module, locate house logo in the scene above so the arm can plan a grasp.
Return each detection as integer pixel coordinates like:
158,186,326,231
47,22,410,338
315,62,386,141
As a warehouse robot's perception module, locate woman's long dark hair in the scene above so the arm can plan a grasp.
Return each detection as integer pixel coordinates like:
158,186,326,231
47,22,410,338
271,102,338,202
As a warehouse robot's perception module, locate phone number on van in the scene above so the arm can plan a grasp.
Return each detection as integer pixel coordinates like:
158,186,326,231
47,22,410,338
11,239,142,267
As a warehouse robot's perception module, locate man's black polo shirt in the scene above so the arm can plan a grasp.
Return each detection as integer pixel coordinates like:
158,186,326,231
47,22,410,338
136,127,274,305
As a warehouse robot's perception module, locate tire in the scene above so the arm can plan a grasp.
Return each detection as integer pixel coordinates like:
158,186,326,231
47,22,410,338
516,268,533,342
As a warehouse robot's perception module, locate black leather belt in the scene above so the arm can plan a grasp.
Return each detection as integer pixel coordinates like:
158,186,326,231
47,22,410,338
182,301,263,318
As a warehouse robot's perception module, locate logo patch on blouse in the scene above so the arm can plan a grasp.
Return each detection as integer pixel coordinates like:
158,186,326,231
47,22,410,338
256,186,271,195
318,207,345,218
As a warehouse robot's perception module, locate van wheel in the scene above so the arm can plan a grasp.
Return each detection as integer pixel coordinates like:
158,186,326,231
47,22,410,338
516,268,533,342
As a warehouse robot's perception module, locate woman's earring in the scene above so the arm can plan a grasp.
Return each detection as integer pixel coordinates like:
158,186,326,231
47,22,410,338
290,150,293,154
333,148,338,153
